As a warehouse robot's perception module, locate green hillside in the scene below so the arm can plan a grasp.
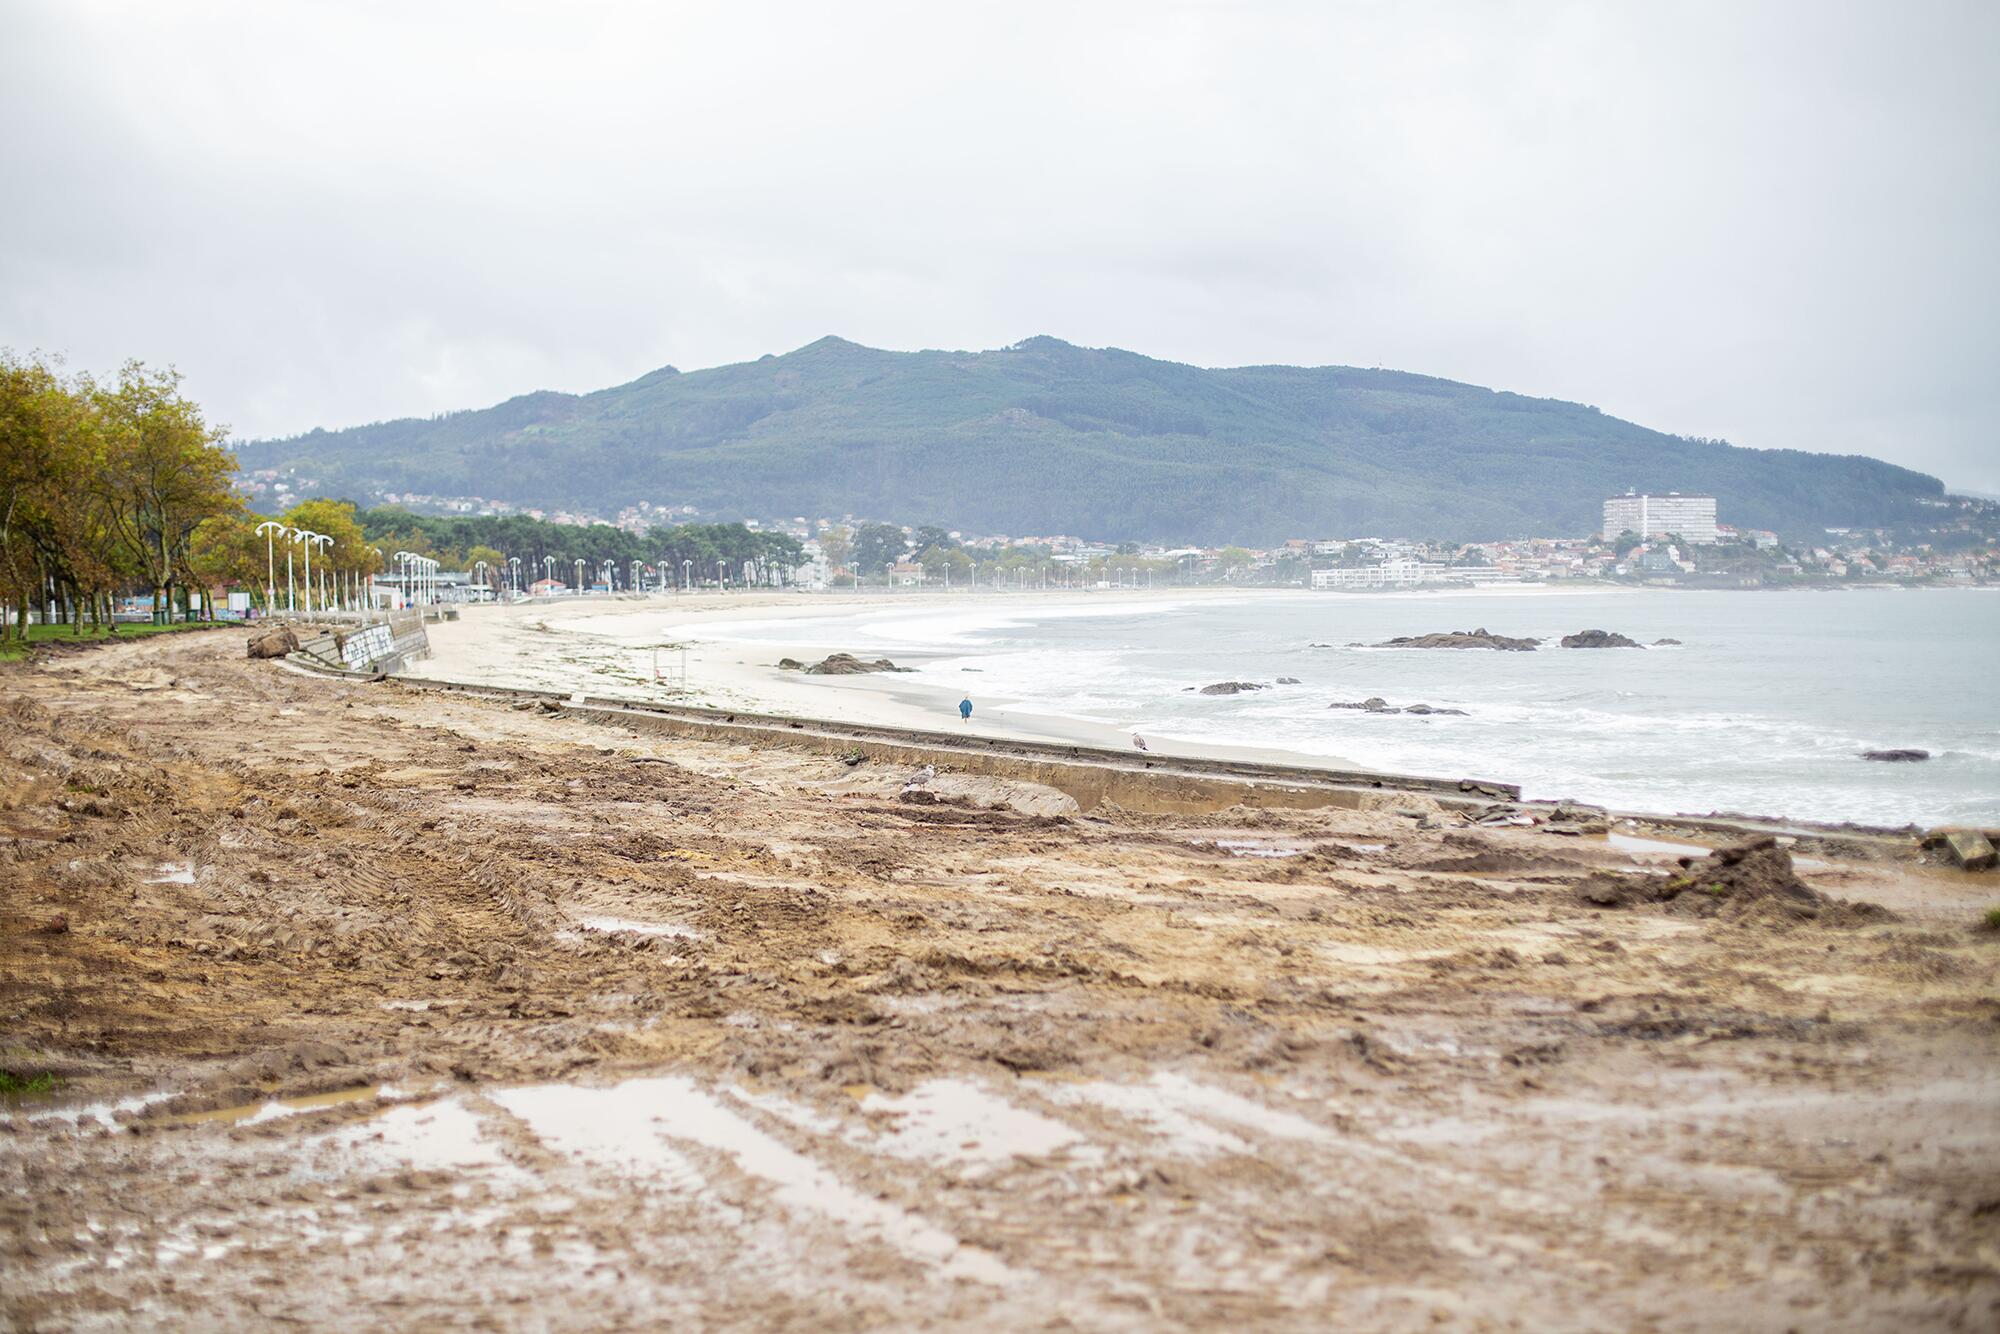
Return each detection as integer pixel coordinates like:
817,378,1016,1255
236,336,1945,543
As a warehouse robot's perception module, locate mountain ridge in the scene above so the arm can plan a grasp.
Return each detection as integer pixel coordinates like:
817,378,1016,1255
236,336,1945,543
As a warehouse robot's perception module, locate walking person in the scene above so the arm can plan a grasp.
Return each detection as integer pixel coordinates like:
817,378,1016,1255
959,696,973,723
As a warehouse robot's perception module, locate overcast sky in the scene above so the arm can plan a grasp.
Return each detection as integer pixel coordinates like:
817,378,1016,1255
5,1,1996,491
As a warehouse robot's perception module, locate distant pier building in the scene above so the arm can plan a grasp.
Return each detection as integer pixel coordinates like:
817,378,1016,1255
1602,492,1719,544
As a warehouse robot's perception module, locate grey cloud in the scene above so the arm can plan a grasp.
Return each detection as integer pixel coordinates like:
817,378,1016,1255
3,0,1995,492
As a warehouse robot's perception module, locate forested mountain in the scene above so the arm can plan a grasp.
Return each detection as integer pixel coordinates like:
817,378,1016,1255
236,336,1945,543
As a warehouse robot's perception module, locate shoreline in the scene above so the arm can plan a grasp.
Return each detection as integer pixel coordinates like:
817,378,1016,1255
413,588,1395,772
411,587,1993,828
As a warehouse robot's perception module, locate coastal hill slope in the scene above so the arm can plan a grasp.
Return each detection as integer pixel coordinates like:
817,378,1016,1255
237,336,1943,542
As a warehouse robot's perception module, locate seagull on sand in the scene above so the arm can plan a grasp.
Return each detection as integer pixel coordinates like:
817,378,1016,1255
1131,733,1149,752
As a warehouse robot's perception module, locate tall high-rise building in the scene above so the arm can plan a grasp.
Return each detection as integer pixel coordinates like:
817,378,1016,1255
1602,492,1719,544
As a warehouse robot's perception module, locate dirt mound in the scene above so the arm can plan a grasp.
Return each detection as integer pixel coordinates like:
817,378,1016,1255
1577,838,1896,926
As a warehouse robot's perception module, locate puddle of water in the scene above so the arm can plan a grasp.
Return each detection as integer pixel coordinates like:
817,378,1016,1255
572,914,705,939
12,1089,175,1128
496,1077,1009,1283
164,1084,380,1127
1607,832,1710,860
1143,1073,1332,1143
1047,1073,1332,1159
145,862,195,884
862,1079,1086,1173
1213,840,1304,860
1044,1081,1250,1156
318,1098,511,1172
1339,842,1388,854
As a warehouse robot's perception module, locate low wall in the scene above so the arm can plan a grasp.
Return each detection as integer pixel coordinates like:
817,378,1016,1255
295,611,431,674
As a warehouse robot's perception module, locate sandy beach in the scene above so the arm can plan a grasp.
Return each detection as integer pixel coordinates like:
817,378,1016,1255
412,587,1389,771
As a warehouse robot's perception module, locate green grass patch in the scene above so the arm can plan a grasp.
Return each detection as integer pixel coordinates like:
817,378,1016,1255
0,621,219,662
1983,907,2000,932
0,1070,59,1098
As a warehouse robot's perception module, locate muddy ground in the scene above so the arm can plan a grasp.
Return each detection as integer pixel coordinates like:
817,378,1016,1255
3,633,1998,1330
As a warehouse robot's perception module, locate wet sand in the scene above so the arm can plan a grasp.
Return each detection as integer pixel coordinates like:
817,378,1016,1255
4,631,1999,1329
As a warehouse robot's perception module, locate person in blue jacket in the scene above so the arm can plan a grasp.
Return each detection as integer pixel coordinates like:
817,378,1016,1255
959,697,973,722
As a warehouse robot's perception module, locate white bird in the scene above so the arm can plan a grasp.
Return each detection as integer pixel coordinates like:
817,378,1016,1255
903,763,937,790
1131,733,1149,752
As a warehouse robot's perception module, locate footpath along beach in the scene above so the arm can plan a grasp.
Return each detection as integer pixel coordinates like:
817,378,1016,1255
3,625,1998,1329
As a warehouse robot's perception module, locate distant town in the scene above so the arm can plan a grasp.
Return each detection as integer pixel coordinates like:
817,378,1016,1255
237,467,1998,594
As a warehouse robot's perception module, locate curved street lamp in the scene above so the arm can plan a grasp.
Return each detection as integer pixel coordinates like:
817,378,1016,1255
573,557,586,593
254,520,286,616
681,559,692,592
293,528,325,619
508,555,522,596
309,532,333,614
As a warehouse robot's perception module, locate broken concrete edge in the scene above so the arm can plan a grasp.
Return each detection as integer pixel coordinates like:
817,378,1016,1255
274,653,1932,852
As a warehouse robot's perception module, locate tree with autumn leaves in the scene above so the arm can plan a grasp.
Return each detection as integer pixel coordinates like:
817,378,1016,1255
1,352,263,638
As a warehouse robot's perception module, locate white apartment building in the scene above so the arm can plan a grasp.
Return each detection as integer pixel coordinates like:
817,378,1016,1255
1602,492,1719,544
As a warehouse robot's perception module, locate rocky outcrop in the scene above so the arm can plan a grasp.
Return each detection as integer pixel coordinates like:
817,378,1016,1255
1328,697,1467,716
1860,748,1930,762
1197,681,1266,695
1372,627,1539,651
790,653,914,675
1652,637,1682,646
1276,677,1301,685
246,628,300,659
1559,629,1642,649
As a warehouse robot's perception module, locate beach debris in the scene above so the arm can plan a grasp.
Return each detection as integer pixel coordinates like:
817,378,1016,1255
777,657,806,670
1542,803,1610,836
1923,828,1998,872
1559,629,1643,649
1196,681,1266,695
1860,748,1930,762
246,628,299,659
1370,628,1539,651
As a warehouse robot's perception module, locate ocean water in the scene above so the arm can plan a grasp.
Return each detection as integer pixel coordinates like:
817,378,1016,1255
708,588,2000,827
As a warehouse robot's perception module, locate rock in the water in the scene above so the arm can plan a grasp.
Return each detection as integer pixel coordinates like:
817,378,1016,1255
1560,629,1642,649
1652,637,1683,646
1199,681,1267,695
1860,748,1930,762
803,653,913,675
776,657,807,671
1276,676,1301,685
1328,697,1465,716
1372,627,1539,651
246,628,299,659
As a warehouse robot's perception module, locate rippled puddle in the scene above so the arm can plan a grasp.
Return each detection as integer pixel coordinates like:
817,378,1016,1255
163,1085,383,1127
